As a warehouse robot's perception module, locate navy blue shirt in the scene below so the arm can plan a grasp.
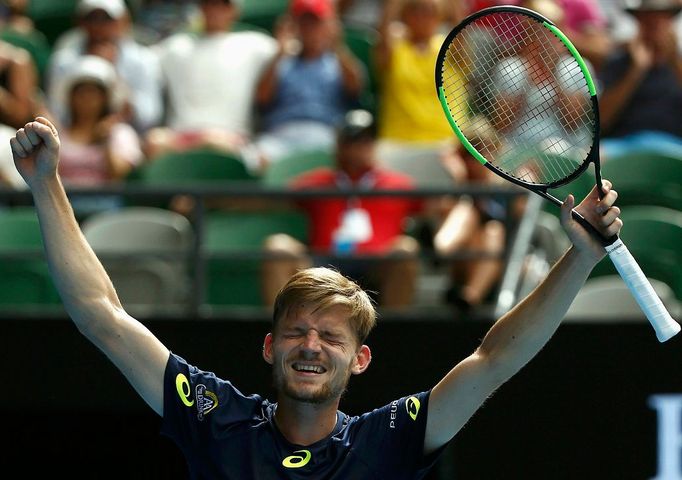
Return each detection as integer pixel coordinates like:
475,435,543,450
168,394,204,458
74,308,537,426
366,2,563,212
161,353,446,479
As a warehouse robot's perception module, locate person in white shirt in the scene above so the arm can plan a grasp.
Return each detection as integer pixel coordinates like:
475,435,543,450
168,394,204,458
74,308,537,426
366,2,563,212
146,0,277,161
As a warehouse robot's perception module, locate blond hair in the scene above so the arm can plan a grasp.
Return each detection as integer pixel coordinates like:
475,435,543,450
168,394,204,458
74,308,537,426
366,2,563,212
272,267,377,345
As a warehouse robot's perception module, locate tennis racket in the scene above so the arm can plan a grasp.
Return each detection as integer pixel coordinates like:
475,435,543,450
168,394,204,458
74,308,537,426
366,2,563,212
435,5,680,342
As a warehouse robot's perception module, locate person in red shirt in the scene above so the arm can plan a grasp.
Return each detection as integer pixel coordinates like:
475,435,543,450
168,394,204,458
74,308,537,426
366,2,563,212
262,109,424,308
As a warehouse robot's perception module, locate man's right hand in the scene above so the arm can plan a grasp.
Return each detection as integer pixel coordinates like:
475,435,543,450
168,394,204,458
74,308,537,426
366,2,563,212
10,116,61,188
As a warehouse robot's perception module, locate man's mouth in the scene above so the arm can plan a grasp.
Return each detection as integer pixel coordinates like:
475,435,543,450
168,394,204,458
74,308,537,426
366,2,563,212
291,363,327,374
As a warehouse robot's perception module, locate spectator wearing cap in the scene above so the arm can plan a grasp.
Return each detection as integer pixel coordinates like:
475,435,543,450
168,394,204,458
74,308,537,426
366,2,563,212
47,0,163,132
252,0,365,172
54,55,143,189
599,0,682,159
145,0,277,160
261,110,420,309
0,33,42,189
261,109,471,309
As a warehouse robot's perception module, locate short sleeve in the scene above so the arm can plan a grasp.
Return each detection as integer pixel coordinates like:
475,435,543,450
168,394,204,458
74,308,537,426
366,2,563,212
351,390,448,478
160,353,265,460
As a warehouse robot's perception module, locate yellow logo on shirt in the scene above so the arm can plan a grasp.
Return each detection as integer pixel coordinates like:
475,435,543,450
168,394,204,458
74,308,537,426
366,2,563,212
282,449,312,468
175,373,194,407
406,396,421,421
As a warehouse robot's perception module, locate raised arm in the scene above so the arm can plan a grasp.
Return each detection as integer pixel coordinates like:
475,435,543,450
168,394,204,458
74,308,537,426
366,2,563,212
10,117,169,415
424,182,622,454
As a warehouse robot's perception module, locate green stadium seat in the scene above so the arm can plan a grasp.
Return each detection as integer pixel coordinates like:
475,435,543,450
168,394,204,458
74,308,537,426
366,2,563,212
240,0,287,33
543,167,597,216
262,149,333,186
600,150,682,210
204,210,308,306
0,207,61,306
590,206,682,300
132,147,257,184
27,0,78,46
231,21,271,35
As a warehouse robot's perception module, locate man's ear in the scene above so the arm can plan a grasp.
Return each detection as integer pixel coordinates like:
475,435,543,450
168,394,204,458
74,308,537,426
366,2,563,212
263,333,274,365
351,344,372,375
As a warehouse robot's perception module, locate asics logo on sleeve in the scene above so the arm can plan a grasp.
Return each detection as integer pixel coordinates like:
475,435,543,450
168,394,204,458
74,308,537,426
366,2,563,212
282,450,312,468
406,396,421,421
176,373,194,407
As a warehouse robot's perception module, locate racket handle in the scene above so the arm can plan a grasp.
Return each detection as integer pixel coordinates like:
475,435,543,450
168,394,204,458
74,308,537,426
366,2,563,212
605,239,681,342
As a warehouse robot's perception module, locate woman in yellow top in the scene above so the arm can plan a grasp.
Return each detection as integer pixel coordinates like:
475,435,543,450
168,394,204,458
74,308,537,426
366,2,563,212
374,0,465,186
375,0,464,143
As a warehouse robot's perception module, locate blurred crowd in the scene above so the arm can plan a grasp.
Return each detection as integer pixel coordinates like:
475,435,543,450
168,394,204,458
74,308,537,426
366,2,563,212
0,0,680,310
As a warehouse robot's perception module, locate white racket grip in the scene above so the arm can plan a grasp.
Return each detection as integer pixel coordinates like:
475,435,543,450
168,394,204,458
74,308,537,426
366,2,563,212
605,239,681,342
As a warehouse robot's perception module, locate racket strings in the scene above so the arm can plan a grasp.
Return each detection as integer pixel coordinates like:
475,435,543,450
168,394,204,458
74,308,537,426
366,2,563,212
440,11,596,185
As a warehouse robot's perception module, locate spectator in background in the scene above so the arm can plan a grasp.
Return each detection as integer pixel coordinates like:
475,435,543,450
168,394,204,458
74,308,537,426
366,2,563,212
51,55,142,210
0,38,38,129
339,0,463,28
261,109,477,310
554,0,612,69
338,0,383,28
470,0,611,67
599,0,682,159
252,0,365,173
261,110,421,309
489,0,595,168
146,0,277,161
131,0,202,44
0,24,42,189
373,0,458,187
0,0,36,34
0,123,24,188
436,117,510,311
0,0,53,86
47,0,163,132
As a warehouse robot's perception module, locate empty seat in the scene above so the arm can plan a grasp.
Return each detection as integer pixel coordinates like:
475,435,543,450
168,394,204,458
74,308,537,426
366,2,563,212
132,147,256,184
81,207,195,315
566,275,681,321
262,149,333,187
590,206,682,300
600,150,682,210
204,210,308,306
0,207,61,307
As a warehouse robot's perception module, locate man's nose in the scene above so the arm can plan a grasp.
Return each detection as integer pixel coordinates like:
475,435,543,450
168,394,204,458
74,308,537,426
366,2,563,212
301,330,322,352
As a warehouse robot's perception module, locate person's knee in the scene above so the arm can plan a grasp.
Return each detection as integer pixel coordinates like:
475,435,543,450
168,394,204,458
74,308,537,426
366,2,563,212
482,221,505,252
389,235,420,257
263,233,306,256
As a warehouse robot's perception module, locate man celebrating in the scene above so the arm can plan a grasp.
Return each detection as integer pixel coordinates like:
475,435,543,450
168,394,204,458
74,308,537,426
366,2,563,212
10,117,622,478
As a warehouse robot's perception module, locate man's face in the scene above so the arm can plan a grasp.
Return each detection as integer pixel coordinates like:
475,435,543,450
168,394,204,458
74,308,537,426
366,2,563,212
80,9,122,44
263,304,371,405
402,0,441,41
296,13,334,53
634,10,676,43
335,138,376,177
199,0,236,32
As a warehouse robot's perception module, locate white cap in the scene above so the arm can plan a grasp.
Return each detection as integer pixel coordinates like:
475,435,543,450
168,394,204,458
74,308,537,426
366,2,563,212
63,55,117,90
77,0,127,18
53,55,126,121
